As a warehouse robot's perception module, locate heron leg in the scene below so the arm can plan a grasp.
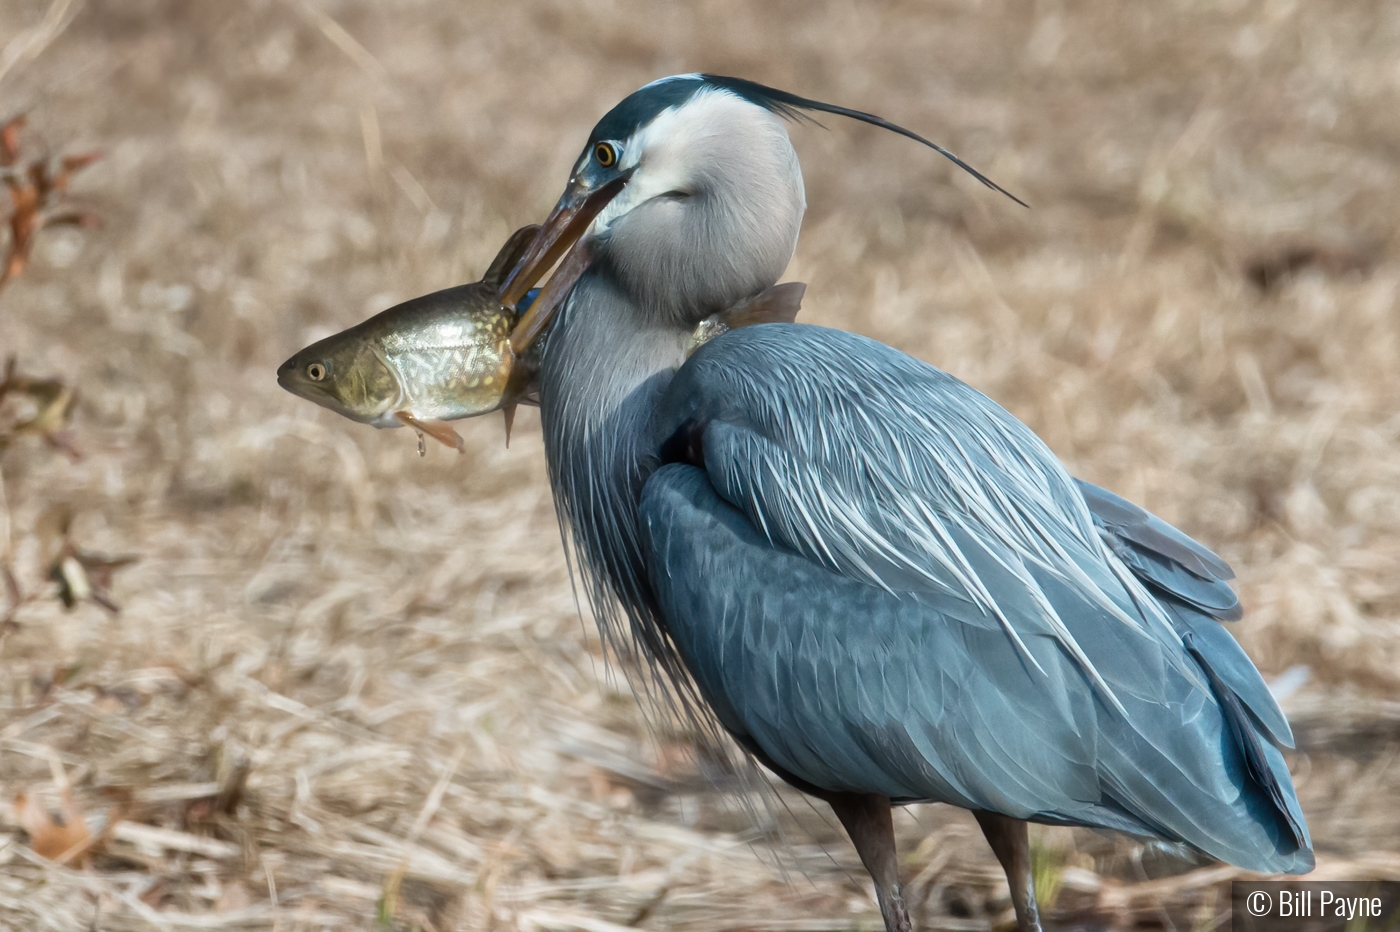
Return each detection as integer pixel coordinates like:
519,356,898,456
973,811,1043,932
826,792,913,932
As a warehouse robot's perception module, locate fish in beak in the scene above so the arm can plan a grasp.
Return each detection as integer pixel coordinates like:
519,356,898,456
499,172,632,354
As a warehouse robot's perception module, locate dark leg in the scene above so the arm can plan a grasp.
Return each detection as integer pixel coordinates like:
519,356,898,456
974,811,1043,932
826,792,913,932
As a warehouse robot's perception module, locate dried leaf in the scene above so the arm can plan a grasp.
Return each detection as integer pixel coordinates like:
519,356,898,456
0,115,24,166
55,152,102,189
0,118,101,296
43,209,102,229
48,543,138,613
52,555,90,607
0,357,81,458
13,785,93,863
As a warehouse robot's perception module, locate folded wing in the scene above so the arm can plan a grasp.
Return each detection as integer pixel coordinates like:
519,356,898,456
643,323,1310,872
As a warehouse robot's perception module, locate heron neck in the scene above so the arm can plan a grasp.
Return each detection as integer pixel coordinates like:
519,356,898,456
539,272,688,617
540,273,688,443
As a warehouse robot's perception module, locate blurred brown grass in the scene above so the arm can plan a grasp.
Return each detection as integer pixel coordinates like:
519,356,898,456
1,0,1399,929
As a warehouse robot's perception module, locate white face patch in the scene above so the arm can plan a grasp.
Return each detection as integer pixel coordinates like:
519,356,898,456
590,87,801,236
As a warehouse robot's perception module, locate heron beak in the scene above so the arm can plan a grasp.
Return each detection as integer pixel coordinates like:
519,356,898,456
501,173,631,354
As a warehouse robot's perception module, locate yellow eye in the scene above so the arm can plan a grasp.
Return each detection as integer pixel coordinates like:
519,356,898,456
306,362,327,381
593,142,617,168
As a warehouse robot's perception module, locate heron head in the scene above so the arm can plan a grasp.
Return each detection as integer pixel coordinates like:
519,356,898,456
502,75,806,348
503,75,1025,354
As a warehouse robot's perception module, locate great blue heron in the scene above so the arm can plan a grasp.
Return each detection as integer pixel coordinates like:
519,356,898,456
497,75,1312,932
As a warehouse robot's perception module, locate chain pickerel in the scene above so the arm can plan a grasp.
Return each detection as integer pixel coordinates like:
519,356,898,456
278,225,804,452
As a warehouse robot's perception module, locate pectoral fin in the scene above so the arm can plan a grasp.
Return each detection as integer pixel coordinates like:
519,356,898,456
394,411,465,453
502,403,516,448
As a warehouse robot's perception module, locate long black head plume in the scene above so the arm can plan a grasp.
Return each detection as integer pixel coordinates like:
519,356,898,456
592,74,1027,208
700,74,1028,208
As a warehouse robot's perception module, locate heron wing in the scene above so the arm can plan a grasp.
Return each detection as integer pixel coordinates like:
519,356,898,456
1075,479,1239,619
644,323,1309,869
661,325,1192,700
1076,479,1294,748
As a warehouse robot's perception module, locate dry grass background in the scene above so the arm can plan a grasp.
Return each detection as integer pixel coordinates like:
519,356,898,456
1,0,1399,929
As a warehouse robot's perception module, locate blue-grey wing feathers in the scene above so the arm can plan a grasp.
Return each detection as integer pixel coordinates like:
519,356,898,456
1076,479,1295,749
643,324,1311,872
1077,479,1241,620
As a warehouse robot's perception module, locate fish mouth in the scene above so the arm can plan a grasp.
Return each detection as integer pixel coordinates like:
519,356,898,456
275,358,299,392
276,358,326,401
276,354,351,419
498,171,633,355
276,355,311,396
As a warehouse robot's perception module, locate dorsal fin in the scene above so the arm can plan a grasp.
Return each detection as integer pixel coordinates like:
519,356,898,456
717,281,806,328
484,225,541,290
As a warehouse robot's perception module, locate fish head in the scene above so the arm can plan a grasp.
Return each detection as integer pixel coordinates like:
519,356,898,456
277,332,400,425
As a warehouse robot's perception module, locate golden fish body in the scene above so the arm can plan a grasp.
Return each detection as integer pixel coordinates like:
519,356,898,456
277,225,806,453
277,281,528,428
279,225,542,450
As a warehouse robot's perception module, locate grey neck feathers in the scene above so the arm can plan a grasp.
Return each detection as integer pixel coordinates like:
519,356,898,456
540,272,690,691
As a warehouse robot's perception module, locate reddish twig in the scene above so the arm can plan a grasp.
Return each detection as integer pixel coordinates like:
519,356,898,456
0,114,101,295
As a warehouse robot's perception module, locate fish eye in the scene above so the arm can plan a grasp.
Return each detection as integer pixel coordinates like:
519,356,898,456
593,142,618,168
306,362,327,381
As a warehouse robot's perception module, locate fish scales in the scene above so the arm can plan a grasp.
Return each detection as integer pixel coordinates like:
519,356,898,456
278,225,805,453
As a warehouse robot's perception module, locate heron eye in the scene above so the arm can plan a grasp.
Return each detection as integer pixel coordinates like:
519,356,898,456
593,142,618,168
306,363,326,381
